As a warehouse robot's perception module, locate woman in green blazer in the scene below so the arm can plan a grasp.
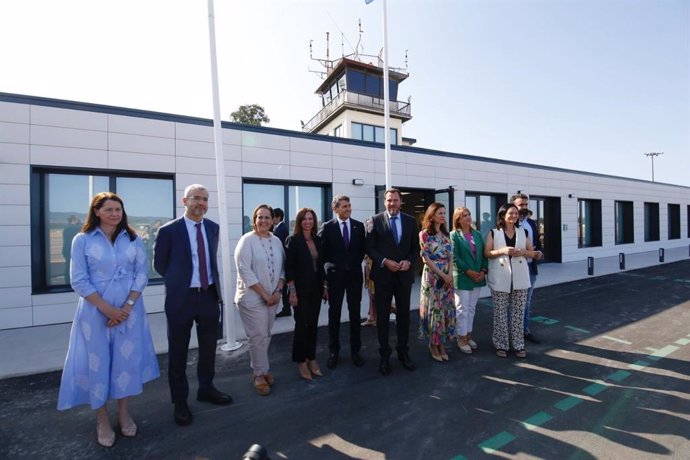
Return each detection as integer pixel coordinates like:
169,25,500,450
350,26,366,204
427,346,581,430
451,207,488,354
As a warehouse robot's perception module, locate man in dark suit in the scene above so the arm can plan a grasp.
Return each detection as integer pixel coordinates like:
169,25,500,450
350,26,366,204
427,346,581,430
319,195,366,369
511,192,544,344
272,208,291,318
365,188,420,375
154,184,233,427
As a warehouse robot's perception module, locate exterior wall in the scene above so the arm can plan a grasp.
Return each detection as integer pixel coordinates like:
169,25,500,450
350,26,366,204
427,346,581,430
1,95,689,330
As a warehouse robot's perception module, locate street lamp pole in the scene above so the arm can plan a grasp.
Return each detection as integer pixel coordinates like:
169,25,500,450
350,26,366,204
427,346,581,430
643,152,663,182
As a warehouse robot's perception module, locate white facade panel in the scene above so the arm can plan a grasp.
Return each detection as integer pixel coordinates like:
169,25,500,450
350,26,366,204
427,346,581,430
0,307,32,329
0,266,30,289
108,132,175,156
108,150,176,172
0,102,29,123
31,125,107,150
0,225,31,247
30,145,109,168
109,114,174,137
1,204,29,226
0,121,30,143
0,142,30,163
0,163,29,185
32,105,107,131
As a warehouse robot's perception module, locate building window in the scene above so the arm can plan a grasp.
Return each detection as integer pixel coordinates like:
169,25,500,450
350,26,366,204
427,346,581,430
465,193,508,239
577,199,602,248
333,124,342,138
242,180,332,234
687,205,690,238
351,122,398,145
668,204,680,240
644,202,660,242
30,167,175,294
614,201,634,244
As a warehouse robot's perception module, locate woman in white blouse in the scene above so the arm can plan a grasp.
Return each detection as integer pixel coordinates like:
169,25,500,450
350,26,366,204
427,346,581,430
234,204,286,395
484,203,540,359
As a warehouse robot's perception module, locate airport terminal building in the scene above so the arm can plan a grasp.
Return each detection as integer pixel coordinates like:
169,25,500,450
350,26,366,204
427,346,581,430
1,90,688,331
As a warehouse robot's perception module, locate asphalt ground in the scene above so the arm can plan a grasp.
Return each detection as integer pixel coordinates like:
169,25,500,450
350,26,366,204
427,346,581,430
1,260,689,460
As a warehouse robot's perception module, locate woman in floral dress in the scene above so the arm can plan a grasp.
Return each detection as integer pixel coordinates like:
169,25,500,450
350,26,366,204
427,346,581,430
57,192,159,448
418,202,456,361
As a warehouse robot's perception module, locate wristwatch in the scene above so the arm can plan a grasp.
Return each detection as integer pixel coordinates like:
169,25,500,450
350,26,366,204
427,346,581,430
125,299,135,306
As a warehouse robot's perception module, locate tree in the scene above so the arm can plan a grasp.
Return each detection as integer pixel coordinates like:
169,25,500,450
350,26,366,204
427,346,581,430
230,104,270,126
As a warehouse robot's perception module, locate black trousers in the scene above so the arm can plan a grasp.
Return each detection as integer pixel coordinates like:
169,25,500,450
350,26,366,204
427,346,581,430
292,280,323,363
166,287,220,403
327,273,363,356
374,277,411,358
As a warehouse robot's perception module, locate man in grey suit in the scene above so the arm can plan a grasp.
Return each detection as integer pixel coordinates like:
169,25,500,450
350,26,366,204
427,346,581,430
365,188,419,376
154,184,232,427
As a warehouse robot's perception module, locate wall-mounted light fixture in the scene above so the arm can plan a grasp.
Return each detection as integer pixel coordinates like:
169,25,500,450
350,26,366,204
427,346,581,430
568,194,574,198
352,178,364,186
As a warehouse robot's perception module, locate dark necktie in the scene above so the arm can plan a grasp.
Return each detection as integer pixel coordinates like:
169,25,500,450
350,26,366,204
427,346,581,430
195,223,209,290
342,221,350,247
390,215,399,245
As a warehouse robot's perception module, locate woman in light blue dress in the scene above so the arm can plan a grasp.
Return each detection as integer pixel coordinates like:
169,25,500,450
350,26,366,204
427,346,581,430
57,192,159,447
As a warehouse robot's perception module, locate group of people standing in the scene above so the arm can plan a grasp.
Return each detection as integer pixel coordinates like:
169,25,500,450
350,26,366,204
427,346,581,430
56,184,542,448
417,194,543,364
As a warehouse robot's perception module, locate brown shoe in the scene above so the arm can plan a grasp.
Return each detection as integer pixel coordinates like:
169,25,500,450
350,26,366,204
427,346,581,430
298,362,312,381
307,359,323,377
252,375,270,396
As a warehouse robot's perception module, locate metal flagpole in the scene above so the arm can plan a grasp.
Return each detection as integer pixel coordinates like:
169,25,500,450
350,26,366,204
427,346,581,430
381,0,392,189
207,0,241,351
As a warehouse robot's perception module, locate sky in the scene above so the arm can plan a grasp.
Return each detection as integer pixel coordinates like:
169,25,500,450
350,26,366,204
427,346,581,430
1,0,688,186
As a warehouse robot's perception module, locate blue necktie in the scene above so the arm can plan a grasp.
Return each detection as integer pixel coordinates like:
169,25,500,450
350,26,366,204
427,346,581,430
342,221,350,247
390,215,399,245
196,223,209,290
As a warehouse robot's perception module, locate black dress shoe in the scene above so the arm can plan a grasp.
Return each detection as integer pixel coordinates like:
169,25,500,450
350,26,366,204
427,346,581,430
174,402,193,426
326,354,339,369
351,353,365,367
379,357,391,376
275,309,291,318
197,387,233,405
398,354,416,371
524,333,541,344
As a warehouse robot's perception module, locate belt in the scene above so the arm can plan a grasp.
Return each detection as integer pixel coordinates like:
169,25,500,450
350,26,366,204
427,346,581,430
190,284,215,292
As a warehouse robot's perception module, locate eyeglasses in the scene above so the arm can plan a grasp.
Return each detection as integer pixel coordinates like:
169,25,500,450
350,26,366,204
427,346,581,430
186,196,209,202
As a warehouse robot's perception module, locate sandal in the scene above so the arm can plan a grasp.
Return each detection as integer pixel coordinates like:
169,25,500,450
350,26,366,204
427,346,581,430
263,373,275,386
496,349,508,358
429,345,443,362
96,422,116,448
515,350,527,359
118,417,137,438
252,375,271,396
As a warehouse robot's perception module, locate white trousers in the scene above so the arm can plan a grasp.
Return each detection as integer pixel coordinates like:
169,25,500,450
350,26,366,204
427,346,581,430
454,288,482,336
237,299,277,376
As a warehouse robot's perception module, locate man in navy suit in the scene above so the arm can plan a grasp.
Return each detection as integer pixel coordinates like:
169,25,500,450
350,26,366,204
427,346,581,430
318,195,366,369
365,188,419,375
154,184,233,427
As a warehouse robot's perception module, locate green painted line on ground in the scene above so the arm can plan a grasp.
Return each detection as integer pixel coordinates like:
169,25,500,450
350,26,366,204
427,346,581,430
531,316,560,325
602,335,632,345
651,276,667,281
449,455,467,460
554,396,583,411
583,382,608,396
478,431,516,454
675,338,690,346
628,360,649,370
520,411,553,430
673,279,690,283
607,370,631,382
648,345,679,359
565,325,590,334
